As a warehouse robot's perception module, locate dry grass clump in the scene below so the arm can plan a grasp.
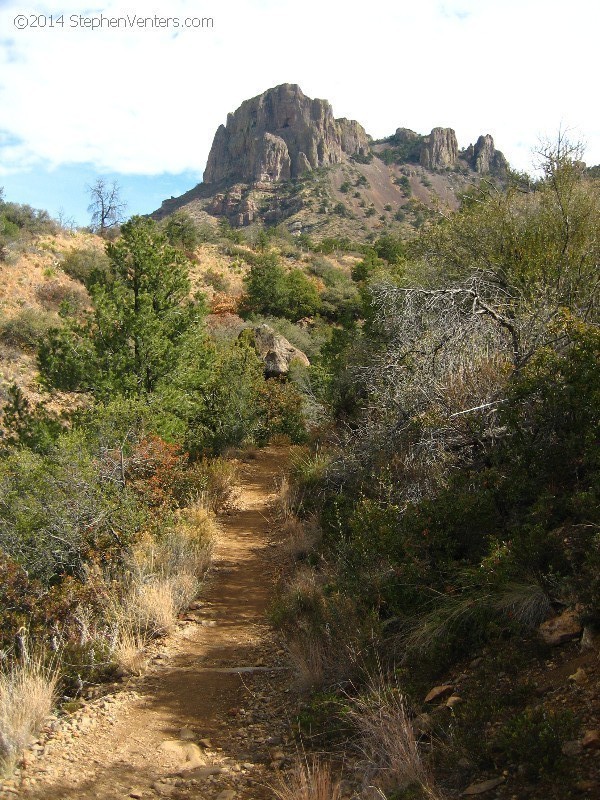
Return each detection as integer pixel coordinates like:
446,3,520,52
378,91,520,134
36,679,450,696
287,633,329,691
349,676,443,800
127,578,179,636
109,506,217,664
0,657,58,775
276,566,372,690
281,515,321,561
154,509,216,579
272,756,342,800
191,458,239,511
275,478,310,523
111,628,148,676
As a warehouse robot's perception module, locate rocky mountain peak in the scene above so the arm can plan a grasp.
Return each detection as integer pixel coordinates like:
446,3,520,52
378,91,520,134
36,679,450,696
420,127,459,170
463,134,508,177
203,84,370,185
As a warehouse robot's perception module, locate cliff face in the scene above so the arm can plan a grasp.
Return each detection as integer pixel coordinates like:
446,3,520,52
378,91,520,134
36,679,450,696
203,84,370,184
463,134,509,177
420,127,459,170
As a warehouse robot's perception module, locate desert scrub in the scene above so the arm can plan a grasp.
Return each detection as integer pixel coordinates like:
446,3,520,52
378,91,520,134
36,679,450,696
287,446,331,514
272,565,379,688
0,307,56,351
35,279,87,313
189,457,238,511
295,691,352,746
59,245,110,285
280,515,321,563
493,706,578,777
115,504,217,638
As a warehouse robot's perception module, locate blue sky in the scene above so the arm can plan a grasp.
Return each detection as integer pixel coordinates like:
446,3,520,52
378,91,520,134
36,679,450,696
0,164,201,227
1,0,599,225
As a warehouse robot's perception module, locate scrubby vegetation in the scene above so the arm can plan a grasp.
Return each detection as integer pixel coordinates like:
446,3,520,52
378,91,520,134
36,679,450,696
0,204,313,774
271,140,600,799
1,138,598,794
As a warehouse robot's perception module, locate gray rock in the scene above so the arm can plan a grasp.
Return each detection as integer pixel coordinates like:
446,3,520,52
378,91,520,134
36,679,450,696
159,739,205,767
420,127,458,170
247,324,310,377
462,134,508,177
204,84,370,185
463,776,504,795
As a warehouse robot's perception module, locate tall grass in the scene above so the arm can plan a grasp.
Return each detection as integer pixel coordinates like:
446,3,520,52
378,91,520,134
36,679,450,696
402,580,551,660
349,676,443,800
0,657,58,775
192,458,238,512
280,515,320,562
272,756,342,800
109,503,217,670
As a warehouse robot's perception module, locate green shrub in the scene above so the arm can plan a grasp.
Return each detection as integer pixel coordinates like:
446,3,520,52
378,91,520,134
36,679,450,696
0,432,146,585
395,175,412,195
0,199,56,239
333,201,350,217
351,249,384,281
217,217,244,244
495,706,578,776
60,246,110,286
283,269,321,319
0,308,55,351
240,255,321,321
162,211,201,251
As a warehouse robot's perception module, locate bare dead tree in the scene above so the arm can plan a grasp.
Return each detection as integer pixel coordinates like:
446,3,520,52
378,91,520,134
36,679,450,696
87,178,126,237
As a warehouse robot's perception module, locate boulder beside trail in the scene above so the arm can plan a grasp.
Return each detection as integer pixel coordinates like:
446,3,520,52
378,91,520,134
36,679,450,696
538,608,583,646
245,324,310,377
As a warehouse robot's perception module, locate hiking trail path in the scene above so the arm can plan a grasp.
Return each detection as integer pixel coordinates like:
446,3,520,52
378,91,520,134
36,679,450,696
11,447,296,800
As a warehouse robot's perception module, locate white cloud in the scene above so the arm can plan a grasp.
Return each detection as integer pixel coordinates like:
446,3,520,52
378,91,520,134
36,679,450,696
0,0,599,177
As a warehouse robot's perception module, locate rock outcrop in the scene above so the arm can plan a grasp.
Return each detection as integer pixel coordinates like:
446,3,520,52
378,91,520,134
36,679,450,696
538,608,583,646
246,324,310,378
463,134,508,176
420,127,458,170
203,84,370,185
207,186,260,226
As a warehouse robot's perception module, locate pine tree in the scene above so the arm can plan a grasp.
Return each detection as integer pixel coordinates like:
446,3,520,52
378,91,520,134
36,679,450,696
39,216,205,397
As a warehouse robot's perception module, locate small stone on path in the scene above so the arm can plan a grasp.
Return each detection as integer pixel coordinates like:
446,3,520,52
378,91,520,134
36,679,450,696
159,739,205,766
216,791,236,800
463,777,504,795
424,684,454,703
582,730,600,750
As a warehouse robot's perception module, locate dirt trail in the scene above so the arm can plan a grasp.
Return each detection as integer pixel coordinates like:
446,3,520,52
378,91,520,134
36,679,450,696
14,447,293,800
